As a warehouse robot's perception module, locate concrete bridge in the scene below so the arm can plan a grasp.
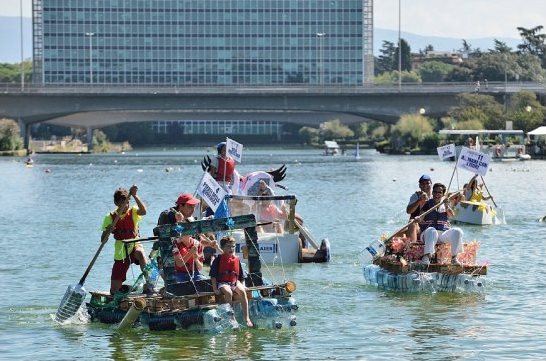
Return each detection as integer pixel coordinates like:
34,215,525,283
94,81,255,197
0,82,544,146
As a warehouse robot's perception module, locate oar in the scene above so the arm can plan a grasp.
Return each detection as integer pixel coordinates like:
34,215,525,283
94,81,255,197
294,219,320,249
480,176,505,224
385,191,462,245
54,195,130,323
360,192,462,264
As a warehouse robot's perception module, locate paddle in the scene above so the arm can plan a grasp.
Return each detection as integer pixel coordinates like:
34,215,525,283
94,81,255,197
479,175,506,224
54,194,131,323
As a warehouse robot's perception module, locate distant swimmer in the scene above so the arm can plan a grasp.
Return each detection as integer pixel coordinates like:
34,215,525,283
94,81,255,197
25,157,34,167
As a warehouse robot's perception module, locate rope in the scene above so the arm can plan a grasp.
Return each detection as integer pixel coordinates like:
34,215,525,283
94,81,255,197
172,236,201,296
243,228,279,285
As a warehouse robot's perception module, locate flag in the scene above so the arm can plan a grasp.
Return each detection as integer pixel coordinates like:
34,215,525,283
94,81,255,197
197,173,228,212
457,146,491,176
226,137,243,163
436,144,456,160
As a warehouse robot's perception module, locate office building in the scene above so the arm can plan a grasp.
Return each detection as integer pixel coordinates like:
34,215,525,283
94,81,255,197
33,0,373,85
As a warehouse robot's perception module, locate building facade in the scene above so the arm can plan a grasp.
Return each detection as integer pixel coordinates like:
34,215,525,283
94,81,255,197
33,0,373,86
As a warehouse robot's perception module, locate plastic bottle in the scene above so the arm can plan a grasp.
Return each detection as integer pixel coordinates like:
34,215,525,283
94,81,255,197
360,240,386,264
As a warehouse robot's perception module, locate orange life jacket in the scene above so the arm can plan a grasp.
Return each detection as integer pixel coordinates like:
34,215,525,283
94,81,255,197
216,254,240,284
216,157,235,183
111,209,137,240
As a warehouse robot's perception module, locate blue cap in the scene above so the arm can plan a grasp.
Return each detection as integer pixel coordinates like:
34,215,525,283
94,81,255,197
216,142,226,152
419,174,431,182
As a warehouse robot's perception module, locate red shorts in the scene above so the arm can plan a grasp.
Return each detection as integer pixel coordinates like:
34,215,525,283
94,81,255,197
110,248,141,282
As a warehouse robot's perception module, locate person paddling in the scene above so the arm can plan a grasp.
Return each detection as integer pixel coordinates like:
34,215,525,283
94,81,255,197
101,185,152,295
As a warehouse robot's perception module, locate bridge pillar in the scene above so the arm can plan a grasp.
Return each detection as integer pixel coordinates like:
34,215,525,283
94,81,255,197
86,126,93,150
18,118,31,154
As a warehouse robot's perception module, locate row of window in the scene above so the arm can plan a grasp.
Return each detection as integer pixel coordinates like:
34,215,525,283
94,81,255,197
151,120,282,135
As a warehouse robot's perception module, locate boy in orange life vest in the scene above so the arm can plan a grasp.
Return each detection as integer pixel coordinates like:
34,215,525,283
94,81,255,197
208,142,236,190
101,185,150,295
210,236,253,327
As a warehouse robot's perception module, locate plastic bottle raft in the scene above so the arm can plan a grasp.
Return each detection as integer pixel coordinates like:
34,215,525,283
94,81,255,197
361,237,487,293
86,215,298,331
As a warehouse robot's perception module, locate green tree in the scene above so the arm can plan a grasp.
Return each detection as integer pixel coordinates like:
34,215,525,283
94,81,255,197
375,41,396,75
298,126,319,145
0,118,23,151
419,61,453,82
394,38,412,72
450,93,505,130
509,91,545,132
390,113,433,150
319,119,354,140
351,122,369,139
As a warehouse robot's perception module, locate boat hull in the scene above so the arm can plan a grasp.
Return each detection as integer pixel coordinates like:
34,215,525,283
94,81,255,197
231,231,330,264
86,284,298,332
363,264,486,293
452,201,495,225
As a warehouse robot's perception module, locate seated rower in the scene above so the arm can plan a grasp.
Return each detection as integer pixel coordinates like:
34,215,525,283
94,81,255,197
415,183,464,266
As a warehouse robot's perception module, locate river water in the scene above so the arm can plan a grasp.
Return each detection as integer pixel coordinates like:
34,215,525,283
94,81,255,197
1,148,545,360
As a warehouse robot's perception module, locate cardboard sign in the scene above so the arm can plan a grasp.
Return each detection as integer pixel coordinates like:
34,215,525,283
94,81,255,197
226,137,243,163
457,146,491,176
437,144,456,160
197,173,227,212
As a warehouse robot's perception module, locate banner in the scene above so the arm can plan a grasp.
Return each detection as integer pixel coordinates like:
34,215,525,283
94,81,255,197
197,173,227,212
456,146,491,176
437,144,456,160
226,137,243,163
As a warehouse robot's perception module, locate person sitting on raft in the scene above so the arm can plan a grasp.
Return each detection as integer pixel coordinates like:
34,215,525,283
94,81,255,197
415,183,464,266
210,236,253,327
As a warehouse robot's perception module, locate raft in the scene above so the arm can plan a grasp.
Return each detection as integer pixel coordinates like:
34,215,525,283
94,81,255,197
362,238,487,294
86,215,298,331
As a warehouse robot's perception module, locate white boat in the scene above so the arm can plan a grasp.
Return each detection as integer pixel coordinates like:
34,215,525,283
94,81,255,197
227,194,330,264
439,129,531,161
323,140,341,156
451,200,497,225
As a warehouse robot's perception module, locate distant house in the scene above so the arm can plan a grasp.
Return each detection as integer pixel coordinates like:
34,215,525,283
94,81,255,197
411,51,464,71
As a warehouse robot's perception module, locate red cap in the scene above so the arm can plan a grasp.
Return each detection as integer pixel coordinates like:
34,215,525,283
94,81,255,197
176,193,200,205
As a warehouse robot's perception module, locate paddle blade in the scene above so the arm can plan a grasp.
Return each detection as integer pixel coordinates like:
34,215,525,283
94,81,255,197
493,208,506,225
55,284,87,323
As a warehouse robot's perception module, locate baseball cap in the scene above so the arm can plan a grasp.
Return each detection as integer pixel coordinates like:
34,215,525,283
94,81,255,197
176,193,200,205
419,174,431,183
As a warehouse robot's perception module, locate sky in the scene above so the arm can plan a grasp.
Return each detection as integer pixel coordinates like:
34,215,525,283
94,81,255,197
1,0,546,40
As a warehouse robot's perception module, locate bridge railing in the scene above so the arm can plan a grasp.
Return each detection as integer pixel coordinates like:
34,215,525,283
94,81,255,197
0,81,544,95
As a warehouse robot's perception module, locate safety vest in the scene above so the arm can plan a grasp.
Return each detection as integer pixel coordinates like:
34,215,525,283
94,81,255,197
174,239,203,273
215,157,235,183
112,209,137,240
420,199,450,232
216,254,240,284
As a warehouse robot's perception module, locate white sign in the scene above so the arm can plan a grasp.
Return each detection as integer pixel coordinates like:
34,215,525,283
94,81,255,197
437,144,456,160
226,137,243,163
197,173,227,212
456,146,491,176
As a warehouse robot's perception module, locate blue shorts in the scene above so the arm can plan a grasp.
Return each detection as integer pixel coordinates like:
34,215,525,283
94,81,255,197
175,270,205,283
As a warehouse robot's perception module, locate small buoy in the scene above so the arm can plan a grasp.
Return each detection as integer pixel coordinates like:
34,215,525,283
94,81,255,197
430,167,434,171
392,178,397,182
114,159,118,163
45,168,51,173
137,169,143,172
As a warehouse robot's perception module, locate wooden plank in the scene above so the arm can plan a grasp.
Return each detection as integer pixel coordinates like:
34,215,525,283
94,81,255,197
153,214,257,238
375,258,487,275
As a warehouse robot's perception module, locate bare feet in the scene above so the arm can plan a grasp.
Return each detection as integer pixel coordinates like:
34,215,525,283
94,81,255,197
246,318,254,327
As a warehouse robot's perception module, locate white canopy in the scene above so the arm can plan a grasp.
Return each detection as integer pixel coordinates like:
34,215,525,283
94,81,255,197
527,126,546,136
323,140,340,149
